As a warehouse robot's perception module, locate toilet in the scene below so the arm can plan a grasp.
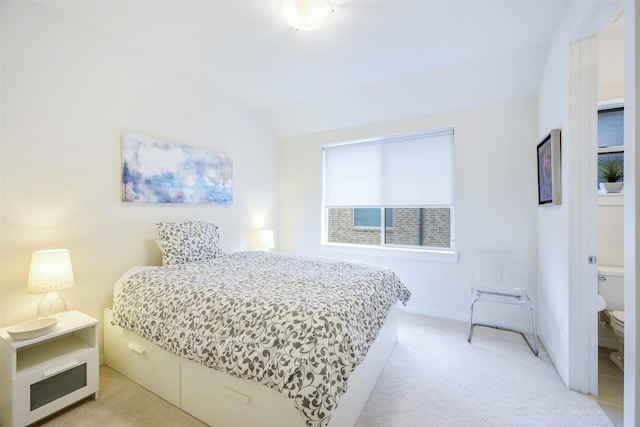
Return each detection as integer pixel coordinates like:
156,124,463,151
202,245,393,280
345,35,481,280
597,266,624,371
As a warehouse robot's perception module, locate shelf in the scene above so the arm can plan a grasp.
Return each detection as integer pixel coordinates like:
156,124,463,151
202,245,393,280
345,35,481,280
17,335,94,375
1,311,98,350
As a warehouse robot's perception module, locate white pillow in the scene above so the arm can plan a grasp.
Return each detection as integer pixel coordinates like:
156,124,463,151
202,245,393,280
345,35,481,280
156,221,224,266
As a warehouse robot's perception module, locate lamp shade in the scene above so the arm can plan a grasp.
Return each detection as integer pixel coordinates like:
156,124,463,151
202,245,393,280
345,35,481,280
281,0,333,31
27,249,75,294
259,229,275,250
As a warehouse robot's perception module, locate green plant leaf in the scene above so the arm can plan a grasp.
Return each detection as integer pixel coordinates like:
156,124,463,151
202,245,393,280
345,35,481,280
598,154,624,182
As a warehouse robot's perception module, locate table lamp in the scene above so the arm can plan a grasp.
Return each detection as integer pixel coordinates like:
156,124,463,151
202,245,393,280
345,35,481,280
27,249,75,319
259,229,275,251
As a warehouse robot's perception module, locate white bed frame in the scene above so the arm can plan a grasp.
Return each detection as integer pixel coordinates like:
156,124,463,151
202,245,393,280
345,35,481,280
103,305,398,427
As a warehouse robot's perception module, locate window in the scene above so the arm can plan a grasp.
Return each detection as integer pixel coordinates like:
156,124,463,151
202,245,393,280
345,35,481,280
353,208,393,228
323,128,454,250
598,106,623,148
597,102,624,188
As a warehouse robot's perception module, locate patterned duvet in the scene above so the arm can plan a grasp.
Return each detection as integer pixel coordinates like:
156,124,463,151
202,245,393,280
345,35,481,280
111,251,411,426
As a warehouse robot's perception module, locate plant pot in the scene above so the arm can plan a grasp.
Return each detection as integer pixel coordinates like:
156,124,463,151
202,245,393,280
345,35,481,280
599,182,624,193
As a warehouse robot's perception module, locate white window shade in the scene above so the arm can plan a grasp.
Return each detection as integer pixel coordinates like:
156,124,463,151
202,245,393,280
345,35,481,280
323,129,453,207
323,141,383,207
597,107,624,148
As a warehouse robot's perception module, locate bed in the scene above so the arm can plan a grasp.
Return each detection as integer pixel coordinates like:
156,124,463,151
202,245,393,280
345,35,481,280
104,222,410,427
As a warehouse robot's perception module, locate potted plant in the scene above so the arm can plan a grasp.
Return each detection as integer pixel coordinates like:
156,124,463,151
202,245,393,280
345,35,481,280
598,154,624,193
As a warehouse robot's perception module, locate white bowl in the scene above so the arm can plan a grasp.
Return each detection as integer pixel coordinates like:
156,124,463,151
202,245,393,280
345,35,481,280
7,318,59,340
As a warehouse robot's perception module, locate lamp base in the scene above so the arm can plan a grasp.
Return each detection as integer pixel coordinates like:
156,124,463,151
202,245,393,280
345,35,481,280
36,292,67,320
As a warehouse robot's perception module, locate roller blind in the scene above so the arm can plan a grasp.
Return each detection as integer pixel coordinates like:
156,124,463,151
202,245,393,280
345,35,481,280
323,128,453,207
597,107,624,148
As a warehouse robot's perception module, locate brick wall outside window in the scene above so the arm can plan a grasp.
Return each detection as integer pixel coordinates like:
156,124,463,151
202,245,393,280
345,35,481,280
327,208,451,248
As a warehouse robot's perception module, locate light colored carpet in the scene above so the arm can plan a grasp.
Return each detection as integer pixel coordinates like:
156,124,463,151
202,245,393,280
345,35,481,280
35,311,613,427
33,366,207,427
356,312,613,427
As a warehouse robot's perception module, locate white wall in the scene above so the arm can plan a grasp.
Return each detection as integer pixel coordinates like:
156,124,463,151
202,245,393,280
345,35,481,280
598,25,625,101
279,95,539,329
537,0,633,396
598,197,625,267
537,1,596,387
0,2,278,329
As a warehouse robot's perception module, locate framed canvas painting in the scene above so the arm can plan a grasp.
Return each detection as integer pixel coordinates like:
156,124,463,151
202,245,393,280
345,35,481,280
537,129,561,206
122,132,233,204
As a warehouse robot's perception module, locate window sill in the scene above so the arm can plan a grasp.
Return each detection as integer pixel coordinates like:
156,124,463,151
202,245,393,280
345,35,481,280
598,193,624,206
320,242,459,263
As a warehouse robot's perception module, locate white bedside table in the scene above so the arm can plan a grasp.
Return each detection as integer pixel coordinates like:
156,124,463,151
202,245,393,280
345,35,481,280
0,310,99,427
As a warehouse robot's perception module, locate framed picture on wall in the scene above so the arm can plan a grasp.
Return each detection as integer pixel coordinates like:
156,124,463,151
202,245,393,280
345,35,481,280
537,129,561,206
121,132,233,205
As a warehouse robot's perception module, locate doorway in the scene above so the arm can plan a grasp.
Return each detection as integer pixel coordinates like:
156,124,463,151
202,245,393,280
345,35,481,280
594,12,625,424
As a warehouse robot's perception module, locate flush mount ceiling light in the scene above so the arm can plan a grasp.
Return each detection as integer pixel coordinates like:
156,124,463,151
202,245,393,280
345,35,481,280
281,0,333,31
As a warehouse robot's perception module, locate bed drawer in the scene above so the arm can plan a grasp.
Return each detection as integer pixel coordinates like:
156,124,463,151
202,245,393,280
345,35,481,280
181,359,304,427
103,308,180,406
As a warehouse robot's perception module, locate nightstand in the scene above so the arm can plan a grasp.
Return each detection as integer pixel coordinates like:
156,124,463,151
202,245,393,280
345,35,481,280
0,310,99,427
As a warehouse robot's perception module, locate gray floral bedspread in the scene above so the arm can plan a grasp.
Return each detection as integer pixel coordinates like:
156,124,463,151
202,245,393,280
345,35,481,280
111,251,410,427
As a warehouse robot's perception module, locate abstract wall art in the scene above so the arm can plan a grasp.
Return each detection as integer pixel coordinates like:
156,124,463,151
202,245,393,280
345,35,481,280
537,129,561,206
122,132,233,204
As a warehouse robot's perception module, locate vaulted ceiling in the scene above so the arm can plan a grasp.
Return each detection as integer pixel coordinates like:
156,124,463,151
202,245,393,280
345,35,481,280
38,1,572,137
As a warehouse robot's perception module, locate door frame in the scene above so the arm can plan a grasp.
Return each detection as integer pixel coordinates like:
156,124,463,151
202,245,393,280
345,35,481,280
570,2,637,424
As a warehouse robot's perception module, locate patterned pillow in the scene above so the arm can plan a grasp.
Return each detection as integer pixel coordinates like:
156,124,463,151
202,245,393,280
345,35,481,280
156,221,224,265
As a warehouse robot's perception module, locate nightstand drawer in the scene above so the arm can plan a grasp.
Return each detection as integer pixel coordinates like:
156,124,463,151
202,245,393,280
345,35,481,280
14,348,98,425
104,309,180,406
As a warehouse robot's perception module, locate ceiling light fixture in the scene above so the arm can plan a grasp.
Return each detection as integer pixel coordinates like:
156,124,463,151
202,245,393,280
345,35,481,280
281,0,333,31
